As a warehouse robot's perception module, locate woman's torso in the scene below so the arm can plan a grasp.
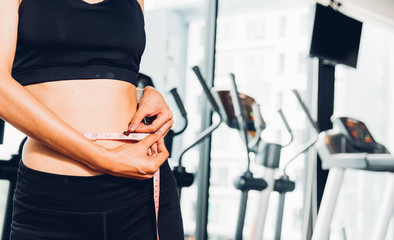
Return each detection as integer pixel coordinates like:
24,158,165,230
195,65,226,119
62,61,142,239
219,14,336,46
22,80,138,176
16,0,143,176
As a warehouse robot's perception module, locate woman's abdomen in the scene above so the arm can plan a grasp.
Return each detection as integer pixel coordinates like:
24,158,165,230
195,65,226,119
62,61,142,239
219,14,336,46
22,79,138,176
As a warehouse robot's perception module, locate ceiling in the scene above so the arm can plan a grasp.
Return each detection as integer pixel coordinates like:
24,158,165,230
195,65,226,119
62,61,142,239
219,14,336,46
316,0,394,29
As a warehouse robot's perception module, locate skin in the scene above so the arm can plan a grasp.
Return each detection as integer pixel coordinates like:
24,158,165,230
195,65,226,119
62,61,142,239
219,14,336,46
0,0,173,180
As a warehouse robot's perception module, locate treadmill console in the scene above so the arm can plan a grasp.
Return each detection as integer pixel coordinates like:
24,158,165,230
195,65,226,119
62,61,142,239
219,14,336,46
333,117,378,152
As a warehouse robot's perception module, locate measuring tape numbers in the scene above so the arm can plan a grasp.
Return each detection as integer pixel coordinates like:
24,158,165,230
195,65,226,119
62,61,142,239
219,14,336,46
82,132,161,240
81,132,149,141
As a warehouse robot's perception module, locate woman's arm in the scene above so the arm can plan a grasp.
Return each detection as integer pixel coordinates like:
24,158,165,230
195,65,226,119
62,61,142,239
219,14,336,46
0,0,168,180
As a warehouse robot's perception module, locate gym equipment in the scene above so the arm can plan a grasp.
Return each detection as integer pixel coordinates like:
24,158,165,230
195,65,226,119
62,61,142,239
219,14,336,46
173,66,223,197
312,117,394,240
182,68,268,238
214,74,306,240
250,89,319,240
249,109,295,240
164,88,188,158
219,73,268,240
1,137,27,240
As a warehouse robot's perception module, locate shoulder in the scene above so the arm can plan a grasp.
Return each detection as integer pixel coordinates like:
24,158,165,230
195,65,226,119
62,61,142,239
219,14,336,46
136,0,144,14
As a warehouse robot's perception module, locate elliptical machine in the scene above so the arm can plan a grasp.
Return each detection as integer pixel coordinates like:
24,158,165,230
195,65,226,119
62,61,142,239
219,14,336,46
214,73,269,240
249,109,295,240
250,89,320,240
177,69,269,238
172,66,224,197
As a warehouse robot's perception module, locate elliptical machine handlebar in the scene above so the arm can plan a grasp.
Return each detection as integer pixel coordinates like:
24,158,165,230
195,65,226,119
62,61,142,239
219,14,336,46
173,66,223,197
169,88,188,136
278,109,294,147
176,66,223,166
192,66,222,114
282,89,321,173
229,73,252,169
291,89,320,133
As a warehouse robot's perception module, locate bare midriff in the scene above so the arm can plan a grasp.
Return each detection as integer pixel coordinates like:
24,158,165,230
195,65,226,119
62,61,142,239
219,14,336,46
22,79,138,176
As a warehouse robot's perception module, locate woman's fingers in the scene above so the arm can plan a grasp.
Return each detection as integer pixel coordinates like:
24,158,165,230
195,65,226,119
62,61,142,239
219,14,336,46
152,137,169,165
128,86,173,133
106,134,168,180
128,107,149,132
134,110,172,133
135,137,167,177
138,131,162,148
162,118,174,136
135,117,173,138
150,143,158,156
150,117,174,137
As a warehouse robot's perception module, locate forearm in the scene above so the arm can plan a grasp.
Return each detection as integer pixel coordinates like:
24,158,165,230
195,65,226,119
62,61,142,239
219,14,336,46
0,73,109,170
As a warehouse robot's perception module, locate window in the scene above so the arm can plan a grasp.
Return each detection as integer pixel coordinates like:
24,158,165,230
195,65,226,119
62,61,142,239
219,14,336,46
212,1,313,239
246,19,266,40
218,21,236,44
279,16,287,37
278,54,285,74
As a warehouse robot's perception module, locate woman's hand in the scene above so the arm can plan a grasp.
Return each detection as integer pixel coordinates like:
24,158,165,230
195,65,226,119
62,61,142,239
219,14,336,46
128,86,174,136
103,131,168,180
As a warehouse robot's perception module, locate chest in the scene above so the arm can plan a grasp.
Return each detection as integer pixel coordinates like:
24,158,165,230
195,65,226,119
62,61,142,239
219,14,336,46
17,0,145,52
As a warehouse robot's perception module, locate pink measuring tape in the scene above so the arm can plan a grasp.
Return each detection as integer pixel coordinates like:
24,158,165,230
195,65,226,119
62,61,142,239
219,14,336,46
82,132,160,240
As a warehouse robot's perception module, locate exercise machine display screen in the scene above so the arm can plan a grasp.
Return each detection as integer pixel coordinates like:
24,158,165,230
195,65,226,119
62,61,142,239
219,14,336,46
217,90,261,131
334,117,377,151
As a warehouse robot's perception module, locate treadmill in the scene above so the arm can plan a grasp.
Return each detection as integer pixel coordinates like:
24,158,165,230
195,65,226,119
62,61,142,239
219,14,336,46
312,117,394,240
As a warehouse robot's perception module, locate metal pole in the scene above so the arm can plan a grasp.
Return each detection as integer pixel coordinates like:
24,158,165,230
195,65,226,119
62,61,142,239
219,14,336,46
195,0,219,239
235,191,249,240
274,193,286,240
372,174,394,240
251,168,276,240
316,61,335,210
311,167,345,240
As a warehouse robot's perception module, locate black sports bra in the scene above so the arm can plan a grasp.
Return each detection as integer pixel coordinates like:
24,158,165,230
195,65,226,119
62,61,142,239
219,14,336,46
11,0,146,86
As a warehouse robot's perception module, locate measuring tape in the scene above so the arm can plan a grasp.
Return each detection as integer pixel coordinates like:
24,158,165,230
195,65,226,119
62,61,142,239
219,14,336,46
81,132,149,141
82,132,160,240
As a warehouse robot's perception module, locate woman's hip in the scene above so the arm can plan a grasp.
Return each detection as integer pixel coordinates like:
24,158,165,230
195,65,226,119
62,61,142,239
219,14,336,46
13,160,154,212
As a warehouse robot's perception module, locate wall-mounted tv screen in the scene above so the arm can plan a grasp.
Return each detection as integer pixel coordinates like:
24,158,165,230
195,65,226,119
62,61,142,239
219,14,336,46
309,3,363,68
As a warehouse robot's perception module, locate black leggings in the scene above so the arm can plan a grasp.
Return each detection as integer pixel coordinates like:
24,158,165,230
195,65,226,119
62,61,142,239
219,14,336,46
10,160,184,240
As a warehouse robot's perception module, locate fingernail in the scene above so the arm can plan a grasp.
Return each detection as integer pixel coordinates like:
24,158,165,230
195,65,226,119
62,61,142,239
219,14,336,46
129,124,136,131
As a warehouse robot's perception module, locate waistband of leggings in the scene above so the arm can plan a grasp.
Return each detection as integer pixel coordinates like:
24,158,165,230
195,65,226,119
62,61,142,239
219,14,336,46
18,160,111,183
14,161,153,212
